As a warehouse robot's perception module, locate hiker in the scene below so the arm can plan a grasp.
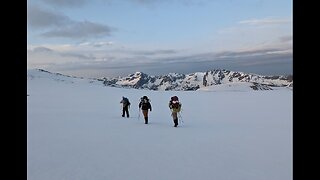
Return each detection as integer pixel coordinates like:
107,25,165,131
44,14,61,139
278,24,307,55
169,96,182,127
120,96,131,118
138,96,152,124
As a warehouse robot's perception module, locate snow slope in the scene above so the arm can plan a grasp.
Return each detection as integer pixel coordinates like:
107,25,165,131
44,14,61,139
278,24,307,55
27,69,292,180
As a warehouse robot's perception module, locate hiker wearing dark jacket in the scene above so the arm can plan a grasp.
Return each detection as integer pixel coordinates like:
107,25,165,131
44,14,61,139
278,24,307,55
139,96,152,124
169,96,182,127
120,96,130,118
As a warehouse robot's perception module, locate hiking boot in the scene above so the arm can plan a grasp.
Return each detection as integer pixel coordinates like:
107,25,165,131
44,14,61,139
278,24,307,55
145,117,148,124
173,118,178,127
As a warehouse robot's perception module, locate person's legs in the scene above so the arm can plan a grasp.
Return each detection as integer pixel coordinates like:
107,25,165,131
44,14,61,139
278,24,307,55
125,107,129,118
142,110,148,124
122,107,125,117
172,112,178,127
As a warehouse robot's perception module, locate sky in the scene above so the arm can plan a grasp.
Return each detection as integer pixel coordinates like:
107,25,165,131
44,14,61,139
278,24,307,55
27,69,292,180
27,0,292,78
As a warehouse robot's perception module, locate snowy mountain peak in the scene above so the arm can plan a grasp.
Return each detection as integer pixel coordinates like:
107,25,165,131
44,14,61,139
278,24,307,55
130,71,143,77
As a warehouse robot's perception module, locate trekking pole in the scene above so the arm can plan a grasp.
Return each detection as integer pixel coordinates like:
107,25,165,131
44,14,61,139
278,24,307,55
120,103,122,116
169,109,174,124
138,108,141,120
170,109,173,118
178,112,184,124
179,107,184,123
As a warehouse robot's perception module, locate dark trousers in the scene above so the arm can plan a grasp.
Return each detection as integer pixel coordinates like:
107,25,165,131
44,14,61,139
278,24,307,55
172,112,178,127
122,106,129,117
142,110,149,124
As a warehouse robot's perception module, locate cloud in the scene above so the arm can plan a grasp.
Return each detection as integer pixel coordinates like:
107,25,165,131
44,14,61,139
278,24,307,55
132,0,206,3
41,21,114,39
28,40,292,78
28,5,115,39
141,45,292,76
213,16,292,52
214,47,291,59
238,17,291,26
122,0,208,7
30,46,54,53
40,0,88,7
79,41,114,48
121,49,178,56
59,51,96,60
29,46,92,61
279,35,292,43
27,5,71,28
218,17,292,35
131,0,163,3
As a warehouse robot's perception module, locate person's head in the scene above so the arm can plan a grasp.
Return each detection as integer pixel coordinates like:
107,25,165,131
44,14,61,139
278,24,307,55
141,96,148,102
171,96,178,101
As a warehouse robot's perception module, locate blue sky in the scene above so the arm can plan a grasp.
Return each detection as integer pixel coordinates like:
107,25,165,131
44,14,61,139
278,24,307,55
27,0,292,78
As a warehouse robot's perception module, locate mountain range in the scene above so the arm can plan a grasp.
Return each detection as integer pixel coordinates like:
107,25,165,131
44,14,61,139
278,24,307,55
102,69,293,91
27,69,292,91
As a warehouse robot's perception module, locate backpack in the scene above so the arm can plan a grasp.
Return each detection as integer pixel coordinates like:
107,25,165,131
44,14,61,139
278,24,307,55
170,96,181,112
123,97,130,106
140,96,150,109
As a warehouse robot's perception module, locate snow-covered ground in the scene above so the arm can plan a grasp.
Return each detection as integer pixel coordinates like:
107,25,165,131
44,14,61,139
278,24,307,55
27,69,292,180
